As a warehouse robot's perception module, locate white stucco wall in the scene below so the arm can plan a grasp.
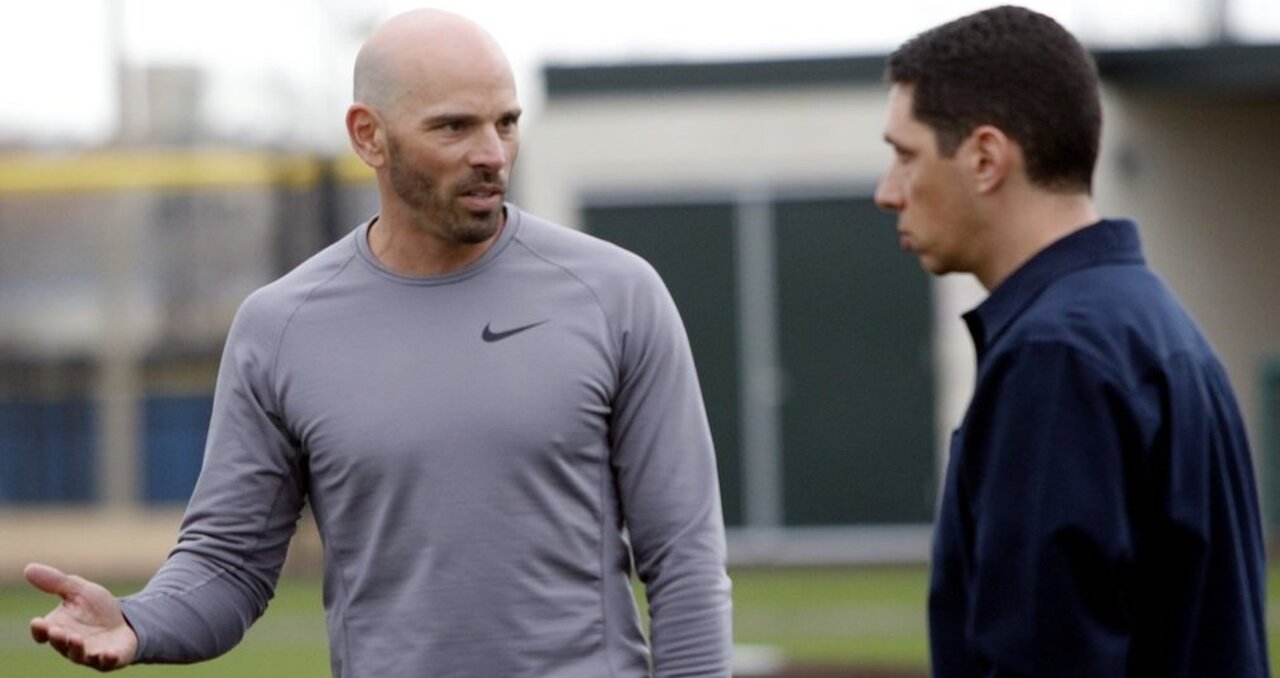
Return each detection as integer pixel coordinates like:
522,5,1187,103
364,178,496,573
519,86,891,225
520,79,1280,514
1097,88,1280,453
518,83,978,490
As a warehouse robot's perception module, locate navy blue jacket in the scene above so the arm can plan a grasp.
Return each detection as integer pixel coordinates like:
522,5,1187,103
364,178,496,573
929,219,1269,677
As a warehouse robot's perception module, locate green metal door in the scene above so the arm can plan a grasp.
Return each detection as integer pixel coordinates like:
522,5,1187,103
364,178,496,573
583,194,934,528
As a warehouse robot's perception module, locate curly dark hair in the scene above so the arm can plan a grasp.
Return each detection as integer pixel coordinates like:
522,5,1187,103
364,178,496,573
886,5,1101,193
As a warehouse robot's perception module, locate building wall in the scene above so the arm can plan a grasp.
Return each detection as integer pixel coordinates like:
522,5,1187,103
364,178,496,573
520,83,985,491
520,84,948,557
520,76,1280,538
520,86,890,225
1096,89,1280,455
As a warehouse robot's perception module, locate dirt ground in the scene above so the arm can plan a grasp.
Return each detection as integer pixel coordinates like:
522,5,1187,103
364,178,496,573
773,667,927,678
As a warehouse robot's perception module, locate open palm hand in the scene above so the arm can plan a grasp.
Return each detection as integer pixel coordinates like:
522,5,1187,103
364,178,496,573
26,563,139,671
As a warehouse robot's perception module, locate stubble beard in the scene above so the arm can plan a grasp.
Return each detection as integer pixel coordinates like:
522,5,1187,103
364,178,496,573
387,140,506,245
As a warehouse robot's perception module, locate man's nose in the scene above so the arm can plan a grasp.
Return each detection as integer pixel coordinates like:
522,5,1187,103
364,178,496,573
874,174,903,212
467,126,508,170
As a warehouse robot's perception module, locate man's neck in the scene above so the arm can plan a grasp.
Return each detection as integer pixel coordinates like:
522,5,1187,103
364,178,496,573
368,208,504,277
976,191,1099,291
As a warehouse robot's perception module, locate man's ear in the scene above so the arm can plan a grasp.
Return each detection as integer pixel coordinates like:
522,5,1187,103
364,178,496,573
965,124,1015,194
347,103,387,169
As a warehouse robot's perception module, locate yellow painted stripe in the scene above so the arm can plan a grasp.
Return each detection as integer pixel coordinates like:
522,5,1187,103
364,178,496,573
0,151,374,195
333,153,376,184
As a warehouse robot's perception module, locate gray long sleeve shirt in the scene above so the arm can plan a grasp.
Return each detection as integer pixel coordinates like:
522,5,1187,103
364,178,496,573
120,206,733,677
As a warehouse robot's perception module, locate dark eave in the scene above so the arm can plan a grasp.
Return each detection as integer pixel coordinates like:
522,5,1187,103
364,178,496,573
543,54,887,98
544,42,1280,101
1094,42,1280,98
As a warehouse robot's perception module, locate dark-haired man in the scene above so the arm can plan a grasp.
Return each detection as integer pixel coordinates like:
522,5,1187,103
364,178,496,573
877,5,1268,676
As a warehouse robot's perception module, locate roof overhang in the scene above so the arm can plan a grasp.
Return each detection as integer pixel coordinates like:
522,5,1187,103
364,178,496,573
544,43,1280,102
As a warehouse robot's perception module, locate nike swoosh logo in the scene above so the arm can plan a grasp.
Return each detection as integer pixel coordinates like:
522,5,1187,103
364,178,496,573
482,320,548,343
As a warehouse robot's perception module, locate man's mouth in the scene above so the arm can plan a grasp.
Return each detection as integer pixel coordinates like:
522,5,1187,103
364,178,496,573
457,184,505,209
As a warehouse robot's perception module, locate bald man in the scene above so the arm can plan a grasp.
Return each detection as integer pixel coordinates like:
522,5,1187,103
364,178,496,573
24,9,733,676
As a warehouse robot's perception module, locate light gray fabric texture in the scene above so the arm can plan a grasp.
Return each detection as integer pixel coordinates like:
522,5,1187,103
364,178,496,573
120,206,732,677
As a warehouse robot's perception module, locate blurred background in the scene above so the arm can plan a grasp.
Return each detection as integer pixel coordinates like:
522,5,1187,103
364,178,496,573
2,0,1279,675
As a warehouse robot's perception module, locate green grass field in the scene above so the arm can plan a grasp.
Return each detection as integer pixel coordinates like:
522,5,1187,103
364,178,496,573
1,564,1276,676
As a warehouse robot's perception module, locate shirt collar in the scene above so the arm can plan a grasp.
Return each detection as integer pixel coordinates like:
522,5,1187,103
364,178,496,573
962,218,1146,357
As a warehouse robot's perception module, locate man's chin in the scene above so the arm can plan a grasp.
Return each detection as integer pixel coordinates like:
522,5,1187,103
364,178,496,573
450,213,503,245
919,255,948,276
